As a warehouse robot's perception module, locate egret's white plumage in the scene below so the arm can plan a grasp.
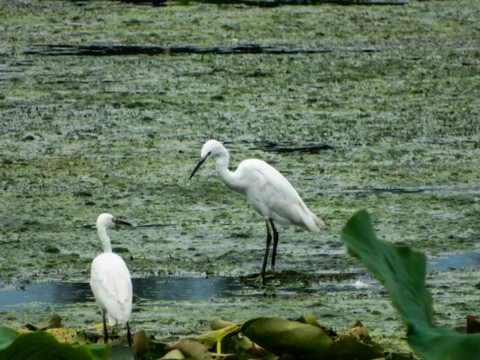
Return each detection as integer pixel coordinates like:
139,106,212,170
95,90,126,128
190,140,325,284
90,213,133,345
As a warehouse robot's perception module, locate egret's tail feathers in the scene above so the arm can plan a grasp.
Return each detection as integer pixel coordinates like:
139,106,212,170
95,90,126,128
107,313,118,326
309,214,326,232
107,303,132,326
107,313,130,326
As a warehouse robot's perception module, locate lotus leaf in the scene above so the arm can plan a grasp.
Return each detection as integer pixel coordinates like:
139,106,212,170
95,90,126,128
242,317,333,357
0,326,111,360
341,210,480,360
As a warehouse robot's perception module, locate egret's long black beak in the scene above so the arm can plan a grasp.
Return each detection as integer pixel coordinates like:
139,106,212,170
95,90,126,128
189,155,208,180
114,219,132,226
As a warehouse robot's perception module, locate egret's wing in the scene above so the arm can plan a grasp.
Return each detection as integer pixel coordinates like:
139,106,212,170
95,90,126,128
242,159,320,230
90,253,133,325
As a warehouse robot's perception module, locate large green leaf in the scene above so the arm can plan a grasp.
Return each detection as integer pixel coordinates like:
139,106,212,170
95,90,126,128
165,339,212,360
324,335,384,360
195,323,241,349
0,327,18,351
0,327,111,360
242,317,333,357
341,210,480,360
408,326,480,360
341,209,432,329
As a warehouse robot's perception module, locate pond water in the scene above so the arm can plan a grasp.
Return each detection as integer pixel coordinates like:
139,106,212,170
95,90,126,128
428,252,480,272
0,275,373,311
2,251,478,312
0,276,243,311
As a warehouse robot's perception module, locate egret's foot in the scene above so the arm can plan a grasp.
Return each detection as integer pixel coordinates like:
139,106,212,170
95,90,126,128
241,274,268,287
241,271,276,287
270,266,276,276
258,271,276,286
253,275,264,287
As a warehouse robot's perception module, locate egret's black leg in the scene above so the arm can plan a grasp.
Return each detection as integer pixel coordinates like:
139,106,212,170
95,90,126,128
261,219,272,284
126,321,132,347
102,310,109,344
270,220,279,271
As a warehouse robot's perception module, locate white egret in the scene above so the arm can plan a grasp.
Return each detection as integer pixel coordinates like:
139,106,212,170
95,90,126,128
189,140,325,284
90,213,133,345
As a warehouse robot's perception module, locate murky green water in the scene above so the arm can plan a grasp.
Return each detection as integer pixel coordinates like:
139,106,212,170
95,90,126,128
0,0,479,356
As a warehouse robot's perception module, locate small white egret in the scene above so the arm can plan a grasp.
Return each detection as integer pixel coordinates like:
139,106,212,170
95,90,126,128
90,213,133,345
189,140,325,284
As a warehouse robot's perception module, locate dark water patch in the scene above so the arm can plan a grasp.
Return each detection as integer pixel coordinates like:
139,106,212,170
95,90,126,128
345,187,424,195
241,270,361,286
120,0,405,7
0,282,92,311
23,44,378,57
80,223,174,229
0,276,248,311
427,253,480,272
250,141,335,154
320,183,480,196
134,276,247,301
0,274,379,311
241,270,380,295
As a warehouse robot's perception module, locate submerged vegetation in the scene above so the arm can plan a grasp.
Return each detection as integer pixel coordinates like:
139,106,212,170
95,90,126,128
0,0,479,358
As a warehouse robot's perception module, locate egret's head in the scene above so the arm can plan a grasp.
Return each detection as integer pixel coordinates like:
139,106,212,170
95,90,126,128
189,140,228,180
200,139,224,158
96,213,131,229
96,213,115,229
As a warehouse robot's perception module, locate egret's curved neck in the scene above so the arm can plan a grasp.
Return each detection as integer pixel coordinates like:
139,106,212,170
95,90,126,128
215,151,243,192
97,227,113,253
